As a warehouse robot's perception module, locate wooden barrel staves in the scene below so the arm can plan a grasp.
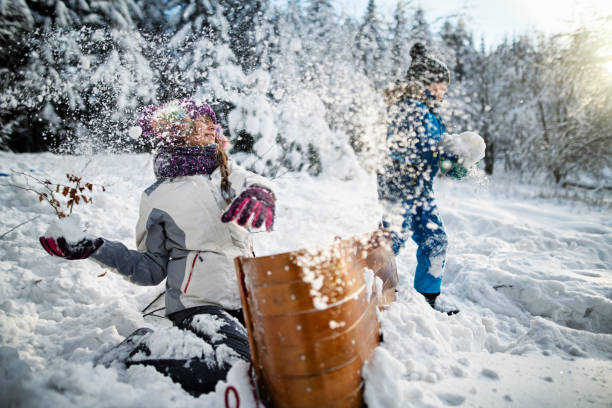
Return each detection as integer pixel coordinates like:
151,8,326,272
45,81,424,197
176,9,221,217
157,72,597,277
234,229,398,408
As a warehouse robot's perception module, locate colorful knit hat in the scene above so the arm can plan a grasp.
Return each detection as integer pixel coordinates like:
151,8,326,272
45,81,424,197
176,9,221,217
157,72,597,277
137,100,192,142
137,99,229,148
181,99,229,148
181,99,217,124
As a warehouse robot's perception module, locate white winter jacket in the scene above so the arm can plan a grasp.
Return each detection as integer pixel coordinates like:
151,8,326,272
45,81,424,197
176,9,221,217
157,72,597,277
92,159,272,315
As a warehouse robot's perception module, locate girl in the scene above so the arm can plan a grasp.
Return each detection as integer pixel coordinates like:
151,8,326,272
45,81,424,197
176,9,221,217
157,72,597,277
39,99,276,396
378,43,466,313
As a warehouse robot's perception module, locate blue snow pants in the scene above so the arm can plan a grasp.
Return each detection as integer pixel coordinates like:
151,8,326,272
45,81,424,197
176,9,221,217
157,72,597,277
382,202,447,294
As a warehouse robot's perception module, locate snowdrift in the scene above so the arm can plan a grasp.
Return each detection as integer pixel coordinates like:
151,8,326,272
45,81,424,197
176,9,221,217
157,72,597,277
1,152,611,407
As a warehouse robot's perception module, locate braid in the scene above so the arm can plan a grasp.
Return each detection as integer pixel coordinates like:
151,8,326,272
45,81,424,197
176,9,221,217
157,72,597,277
216,140,232,204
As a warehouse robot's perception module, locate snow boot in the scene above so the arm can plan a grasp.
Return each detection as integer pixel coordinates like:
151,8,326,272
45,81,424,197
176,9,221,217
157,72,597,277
421,292,439,308
95,327,153,367
420,292,459,316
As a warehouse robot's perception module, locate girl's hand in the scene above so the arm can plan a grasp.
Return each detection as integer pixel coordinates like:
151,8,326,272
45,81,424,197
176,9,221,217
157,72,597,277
40,236,103,260
221,186,275,231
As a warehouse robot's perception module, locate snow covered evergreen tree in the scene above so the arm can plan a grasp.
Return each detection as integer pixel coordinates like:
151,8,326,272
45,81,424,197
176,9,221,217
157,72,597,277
472,36,495,174
0,0,154,152
0,0,33,68
389,0,409,79
354,0,385,86
223,0,270,72
135,0,166,34
410,7,433,46
485,37,538,174
0,1,609,187
0,0,36,150
437,19,480,137
440,19,475,82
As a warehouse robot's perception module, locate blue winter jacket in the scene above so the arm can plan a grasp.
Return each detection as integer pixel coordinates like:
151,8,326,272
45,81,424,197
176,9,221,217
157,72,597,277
378,92,459,205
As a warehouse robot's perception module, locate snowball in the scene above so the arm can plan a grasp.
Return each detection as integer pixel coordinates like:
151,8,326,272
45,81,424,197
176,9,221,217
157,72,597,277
440,159,453,171
440,132,486,167
43,215,93,244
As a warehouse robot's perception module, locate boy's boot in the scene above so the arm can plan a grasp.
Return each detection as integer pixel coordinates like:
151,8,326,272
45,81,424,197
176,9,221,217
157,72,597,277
420,292,459,316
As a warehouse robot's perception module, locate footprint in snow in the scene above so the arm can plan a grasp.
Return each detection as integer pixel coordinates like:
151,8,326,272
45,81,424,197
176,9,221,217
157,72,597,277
481,368,500,380
437,393,466,406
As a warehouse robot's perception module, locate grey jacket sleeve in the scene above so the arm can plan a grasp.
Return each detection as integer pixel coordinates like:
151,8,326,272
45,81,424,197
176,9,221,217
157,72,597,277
90,239,168,286
91,194,169,286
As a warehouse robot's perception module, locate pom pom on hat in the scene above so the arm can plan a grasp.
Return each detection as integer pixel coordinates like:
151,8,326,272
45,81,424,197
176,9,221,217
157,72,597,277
410,42,427,59
406,42,451,85
138,104,162,138
128,126,142,140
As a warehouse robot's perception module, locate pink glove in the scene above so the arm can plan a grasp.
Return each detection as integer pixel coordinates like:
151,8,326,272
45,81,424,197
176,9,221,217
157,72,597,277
40,236,103,260
221,186,275,231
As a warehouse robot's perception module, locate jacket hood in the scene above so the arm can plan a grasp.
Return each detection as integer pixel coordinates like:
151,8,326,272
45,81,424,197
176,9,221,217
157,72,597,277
384,80,427,106
384,80,441,113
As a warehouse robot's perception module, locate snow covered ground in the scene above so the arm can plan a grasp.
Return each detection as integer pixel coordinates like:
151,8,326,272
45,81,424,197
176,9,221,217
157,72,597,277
1,152,610,407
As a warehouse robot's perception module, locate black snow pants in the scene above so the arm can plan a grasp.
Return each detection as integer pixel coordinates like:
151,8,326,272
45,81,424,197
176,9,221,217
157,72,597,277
123,305,250,397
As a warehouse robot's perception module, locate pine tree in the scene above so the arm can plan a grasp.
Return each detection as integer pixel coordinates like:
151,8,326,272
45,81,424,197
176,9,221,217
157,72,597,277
410,7,432,46
388,0,410,80
306,0,334,21
0,0,153,152
166,0,223,38
160,0,229,101
0,0,34,70
355,0,385,85
473,36,495,174
440,19,475,82
224,0,270,72
135,0,166,34
305,0,336,40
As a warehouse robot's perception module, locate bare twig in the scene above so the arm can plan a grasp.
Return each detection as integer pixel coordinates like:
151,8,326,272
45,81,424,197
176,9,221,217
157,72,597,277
0,215,40,240
561,181,612,191
142,307,166,319
141,290,166,313
2,170,106,219
144,314,167,319
0,182,63,218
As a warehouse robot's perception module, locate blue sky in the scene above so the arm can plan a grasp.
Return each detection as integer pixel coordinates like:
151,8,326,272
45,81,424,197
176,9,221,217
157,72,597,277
333,0,612,48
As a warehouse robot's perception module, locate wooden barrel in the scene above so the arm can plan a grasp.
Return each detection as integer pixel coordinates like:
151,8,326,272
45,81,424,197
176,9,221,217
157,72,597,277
234,230,398,408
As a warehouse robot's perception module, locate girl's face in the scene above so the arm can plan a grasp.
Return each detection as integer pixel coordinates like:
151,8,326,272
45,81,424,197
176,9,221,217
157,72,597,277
186,116,216,146
427,82,448,102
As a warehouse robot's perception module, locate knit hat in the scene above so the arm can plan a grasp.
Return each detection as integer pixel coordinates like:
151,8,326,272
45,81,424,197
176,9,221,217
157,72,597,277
181,99,217,125
137,99,228,148
405,43,451,85
180,99,229,148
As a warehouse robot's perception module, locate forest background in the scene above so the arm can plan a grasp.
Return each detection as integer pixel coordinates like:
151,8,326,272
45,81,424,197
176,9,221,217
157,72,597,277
1,0,611,188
